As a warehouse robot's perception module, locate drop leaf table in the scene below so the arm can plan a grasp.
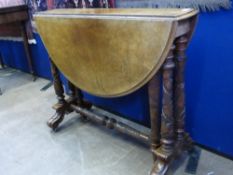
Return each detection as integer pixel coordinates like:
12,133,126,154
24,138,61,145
35,8,198,175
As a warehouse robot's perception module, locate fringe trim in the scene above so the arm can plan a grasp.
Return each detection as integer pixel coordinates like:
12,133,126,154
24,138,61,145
117,0,232,11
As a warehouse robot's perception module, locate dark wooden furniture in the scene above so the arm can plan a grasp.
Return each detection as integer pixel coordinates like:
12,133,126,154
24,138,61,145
0,5,35,78
35,9,198,175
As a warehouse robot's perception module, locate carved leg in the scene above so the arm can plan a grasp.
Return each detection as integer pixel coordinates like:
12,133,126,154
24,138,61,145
76,88,92,109
174,36,193,151
151,45,175,175
68,81,76,99
65,81,77,113
148,72,161,161
47,59,66,131
67,81,92,118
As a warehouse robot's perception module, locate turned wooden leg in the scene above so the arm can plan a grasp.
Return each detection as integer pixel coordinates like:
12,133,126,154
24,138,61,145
68,81,76,99
65,81,77,113
67,81,92,116
174,36,193,150
151,45,175,175
148,72,161,161
47,59,66,131
73,85,92,109
21,21,36,81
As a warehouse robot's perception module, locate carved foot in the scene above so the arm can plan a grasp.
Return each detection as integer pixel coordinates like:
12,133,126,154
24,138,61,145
150,159,169,175
151,146,173,175
47,111,65,131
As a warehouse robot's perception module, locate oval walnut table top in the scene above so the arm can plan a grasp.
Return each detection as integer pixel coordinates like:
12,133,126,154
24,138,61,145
35,8,198,97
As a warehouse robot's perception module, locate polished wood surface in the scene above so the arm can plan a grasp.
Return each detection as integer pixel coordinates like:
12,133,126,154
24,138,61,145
36,8,197,19
35,8,197,97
